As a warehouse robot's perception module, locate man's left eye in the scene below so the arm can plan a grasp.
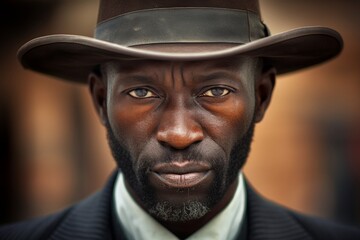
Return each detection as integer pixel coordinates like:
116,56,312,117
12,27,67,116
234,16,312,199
200,88,230,97
128,88,157,98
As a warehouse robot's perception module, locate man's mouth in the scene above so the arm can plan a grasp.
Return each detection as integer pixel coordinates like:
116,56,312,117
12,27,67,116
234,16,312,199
149,161,212,188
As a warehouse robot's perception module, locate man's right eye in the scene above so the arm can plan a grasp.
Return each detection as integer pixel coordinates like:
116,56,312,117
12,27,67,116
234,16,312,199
128,88,157,98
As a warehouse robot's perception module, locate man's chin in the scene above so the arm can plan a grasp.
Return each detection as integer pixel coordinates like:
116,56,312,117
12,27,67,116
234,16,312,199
141,170,222,221
148,200,211,222
140,178,223,222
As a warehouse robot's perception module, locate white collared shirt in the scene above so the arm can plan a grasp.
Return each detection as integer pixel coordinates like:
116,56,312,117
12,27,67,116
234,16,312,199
114,171,246,240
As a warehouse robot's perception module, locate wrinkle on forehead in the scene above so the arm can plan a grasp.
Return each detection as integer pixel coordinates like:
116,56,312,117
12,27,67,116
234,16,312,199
101,56,262,87
169,62,188,87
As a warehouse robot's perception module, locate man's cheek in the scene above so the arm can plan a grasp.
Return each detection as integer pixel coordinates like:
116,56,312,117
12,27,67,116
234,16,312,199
203,119,249,155
109,109,147,138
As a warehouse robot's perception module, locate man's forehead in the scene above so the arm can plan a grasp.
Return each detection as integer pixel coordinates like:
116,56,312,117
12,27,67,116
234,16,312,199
103,56,257,75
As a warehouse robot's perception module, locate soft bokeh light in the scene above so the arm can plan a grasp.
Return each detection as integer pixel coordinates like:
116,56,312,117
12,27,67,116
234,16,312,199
0,0,359,226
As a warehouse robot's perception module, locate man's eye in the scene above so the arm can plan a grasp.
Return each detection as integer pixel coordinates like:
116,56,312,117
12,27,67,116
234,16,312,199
200,88,230,97
128,88,157,98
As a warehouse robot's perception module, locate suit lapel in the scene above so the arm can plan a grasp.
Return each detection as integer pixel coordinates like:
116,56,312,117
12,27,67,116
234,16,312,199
245,181,312,240
49,171,118,240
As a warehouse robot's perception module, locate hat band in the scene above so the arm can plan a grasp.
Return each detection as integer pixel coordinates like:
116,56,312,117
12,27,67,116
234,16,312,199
95,8,267,47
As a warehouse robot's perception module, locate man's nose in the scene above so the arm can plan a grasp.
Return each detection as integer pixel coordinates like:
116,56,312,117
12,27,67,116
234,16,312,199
156,107,204,150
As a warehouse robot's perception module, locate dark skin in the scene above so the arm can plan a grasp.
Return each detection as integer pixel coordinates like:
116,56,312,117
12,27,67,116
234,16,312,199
124,171,238,237
89,56,275,238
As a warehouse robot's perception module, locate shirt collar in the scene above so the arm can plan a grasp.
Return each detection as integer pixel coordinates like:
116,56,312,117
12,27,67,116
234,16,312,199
114,171,246,240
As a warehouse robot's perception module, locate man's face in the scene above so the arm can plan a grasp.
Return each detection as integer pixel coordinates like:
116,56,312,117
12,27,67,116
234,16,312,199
91,56,274,222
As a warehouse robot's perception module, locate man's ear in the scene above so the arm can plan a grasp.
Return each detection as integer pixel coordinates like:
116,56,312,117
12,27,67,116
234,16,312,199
89,71,107,125
254,67,276,123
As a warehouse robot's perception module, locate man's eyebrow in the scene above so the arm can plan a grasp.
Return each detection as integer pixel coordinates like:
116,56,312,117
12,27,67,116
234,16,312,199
116,73,158,84
195,71,241,84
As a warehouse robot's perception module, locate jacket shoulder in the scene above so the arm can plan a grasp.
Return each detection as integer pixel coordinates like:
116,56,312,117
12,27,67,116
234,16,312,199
245,180,360,240
0,207,72,240
0,172,118,240
289,211,360,240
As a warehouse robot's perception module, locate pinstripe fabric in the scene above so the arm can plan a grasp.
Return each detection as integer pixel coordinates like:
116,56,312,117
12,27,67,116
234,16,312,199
49,172,118,240
0,171,118,240
0,209,70,240
245,183,360,240
245,184,312,240
1,172,360,239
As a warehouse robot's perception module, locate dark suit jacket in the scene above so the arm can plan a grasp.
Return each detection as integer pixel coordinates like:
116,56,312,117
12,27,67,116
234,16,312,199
1,172,360,240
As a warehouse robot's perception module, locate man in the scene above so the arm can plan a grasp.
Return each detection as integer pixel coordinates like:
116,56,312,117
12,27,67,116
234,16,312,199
1,0,360,239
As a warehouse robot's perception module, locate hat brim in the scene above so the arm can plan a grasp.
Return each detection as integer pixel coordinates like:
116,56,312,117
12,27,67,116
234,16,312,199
18,26,342,83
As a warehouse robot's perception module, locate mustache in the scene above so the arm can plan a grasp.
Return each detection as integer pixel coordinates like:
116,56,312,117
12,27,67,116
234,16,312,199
136,139,226,170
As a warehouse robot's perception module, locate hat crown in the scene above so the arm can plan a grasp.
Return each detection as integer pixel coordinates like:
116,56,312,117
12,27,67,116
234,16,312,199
18,0,343,84
97,0,261,23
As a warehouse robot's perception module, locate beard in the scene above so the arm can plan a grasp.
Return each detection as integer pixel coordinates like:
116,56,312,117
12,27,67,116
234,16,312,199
106,120,255,222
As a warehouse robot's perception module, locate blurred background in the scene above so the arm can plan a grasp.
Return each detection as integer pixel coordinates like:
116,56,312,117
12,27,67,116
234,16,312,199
1,0,360,227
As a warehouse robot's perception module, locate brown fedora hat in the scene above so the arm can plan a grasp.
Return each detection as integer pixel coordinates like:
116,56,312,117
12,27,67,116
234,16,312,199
18,0,343,83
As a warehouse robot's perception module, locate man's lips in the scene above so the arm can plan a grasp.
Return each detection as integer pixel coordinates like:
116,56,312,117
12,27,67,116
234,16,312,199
149,161,212,188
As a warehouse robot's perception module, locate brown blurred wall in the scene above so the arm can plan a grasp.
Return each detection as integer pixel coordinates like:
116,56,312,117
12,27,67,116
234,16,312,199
0,0,359,226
